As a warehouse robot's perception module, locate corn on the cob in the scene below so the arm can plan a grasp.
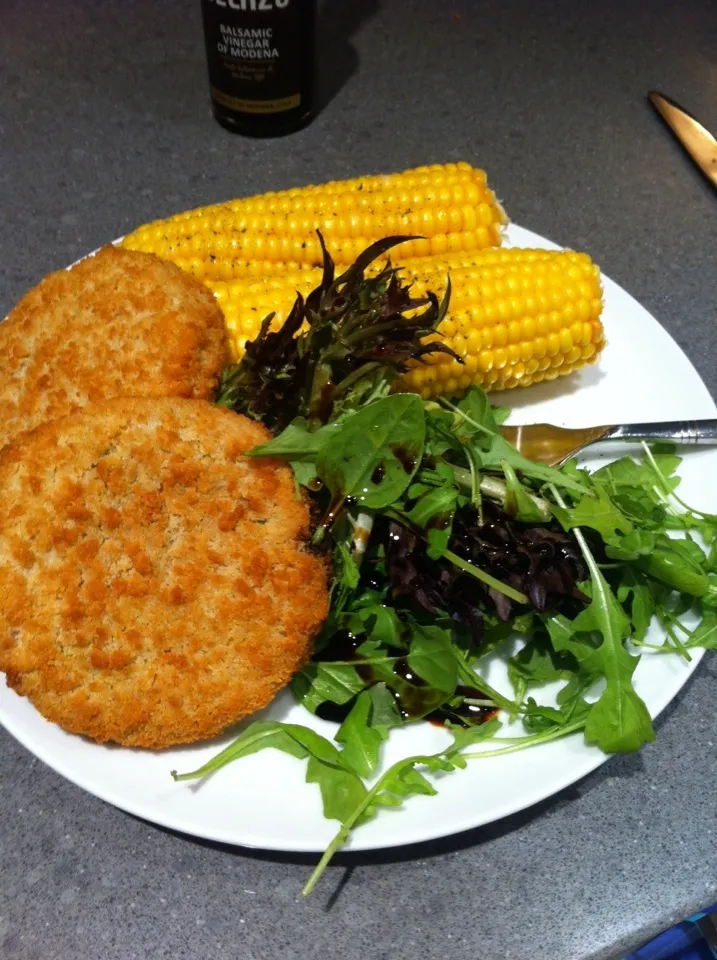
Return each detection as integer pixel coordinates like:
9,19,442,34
120,163,507,282
208,247,605,397
400,249,604,395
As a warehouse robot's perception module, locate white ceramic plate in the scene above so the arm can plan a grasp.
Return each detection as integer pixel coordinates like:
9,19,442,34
0,224,713,853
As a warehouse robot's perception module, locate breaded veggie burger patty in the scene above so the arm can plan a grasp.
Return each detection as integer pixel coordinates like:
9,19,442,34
0,397,328,748
0,246,228,448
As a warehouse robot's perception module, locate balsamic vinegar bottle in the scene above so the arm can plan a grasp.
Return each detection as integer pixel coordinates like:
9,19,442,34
201,0,316,137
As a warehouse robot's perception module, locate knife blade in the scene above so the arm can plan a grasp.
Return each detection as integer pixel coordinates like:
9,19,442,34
648,90,717,188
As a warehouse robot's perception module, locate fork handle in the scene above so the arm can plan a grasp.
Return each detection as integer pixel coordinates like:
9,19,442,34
607,419,717,444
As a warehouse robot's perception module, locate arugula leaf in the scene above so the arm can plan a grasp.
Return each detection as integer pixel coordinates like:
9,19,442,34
553,486,633,539
444,718,503,757
590,454,674,527
490,436,590,493
673,536,708,567
290,459,320,489
592,455,661,491
549,600,655,754
171,720,367,825
302,719,502,896
441,389,589,495
367,681,403,726
454,387,500,439
366,762,438,812
502,460,548,522
426,527,450,561
545,612,598,665
650,446,682,480
617,570,656,644
605,530,656,561
546,482,656,753
639,538,711,597
404,483,458,560
366,605,405,649
521,701,566,732
292,662,366,713
334,539,361,590
368,658,447,719
406,623,459,693
317,394,425,509
686,610,717,649
171,720,306,776
561,457,593,485
551,574,654,753
703,575,717,609
522,696,592,733
423,407,458,460
330,540,362,614
512,611,537,633
245,416,339,491
346,597,405,650
404,483,457,529
491,405,512,427
247,417,340,460
584,671,654,754
507,632,575,695
335,685,400,778
607,530,712,598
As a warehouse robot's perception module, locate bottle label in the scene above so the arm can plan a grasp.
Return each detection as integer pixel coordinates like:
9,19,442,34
202,0,301,115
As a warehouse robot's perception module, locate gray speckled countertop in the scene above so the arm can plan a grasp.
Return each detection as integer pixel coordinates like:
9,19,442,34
1,1,716,958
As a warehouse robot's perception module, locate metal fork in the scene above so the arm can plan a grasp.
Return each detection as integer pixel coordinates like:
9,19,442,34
499,419,717,467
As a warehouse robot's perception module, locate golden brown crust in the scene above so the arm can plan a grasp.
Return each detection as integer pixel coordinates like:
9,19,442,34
0,397,328,748
0,246,228,449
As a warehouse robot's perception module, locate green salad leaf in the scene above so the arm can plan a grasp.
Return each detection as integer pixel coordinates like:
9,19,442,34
546,505,655,754
293,662,367,713
316,393,425,510
441,389,590,495
171,720,368,825
553,486,633,539
246,417,340,461
335,686,400,779
508,631,576,696
687,611,717,649
303,718,503,896
406,623,459,693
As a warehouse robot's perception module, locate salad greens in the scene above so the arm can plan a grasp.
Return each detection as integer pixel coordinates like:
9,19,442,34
173,235,717,893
